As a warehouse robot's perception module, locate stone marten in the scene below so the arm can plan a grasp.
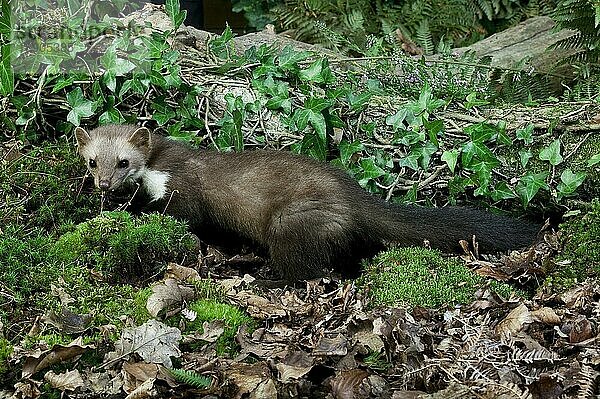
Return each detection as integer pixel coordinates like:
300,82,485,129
75,125,539,282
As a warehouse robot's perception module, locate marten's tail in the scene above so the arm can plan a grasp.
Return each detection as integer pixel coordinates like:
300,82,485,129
370,202,539,252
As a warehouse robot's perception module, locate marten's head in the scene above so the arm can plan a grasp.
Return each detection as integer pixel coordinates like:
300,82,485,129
75,125,151,192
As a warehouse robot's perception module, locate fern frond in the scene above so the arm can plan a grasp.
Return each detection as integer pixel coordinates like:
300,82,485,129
416,20,435,55
169,368,213,389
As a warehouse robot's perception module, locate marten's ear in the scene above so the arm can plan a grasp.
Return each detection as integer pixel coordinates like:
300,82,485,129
74,127,91,153
128,127,152,154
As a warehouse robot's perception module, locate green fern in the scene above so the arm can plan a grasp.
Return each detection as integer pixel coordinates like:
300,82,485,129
169,368,213,389
416,20,435,55
551,0,600,100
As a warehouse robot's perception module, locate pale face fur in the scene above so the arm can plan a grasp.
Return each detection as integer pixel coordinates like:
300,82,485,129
75,126,169,200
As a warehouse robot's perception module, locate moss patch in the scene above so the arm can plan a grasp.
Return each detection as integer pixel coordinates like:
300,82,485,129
0,338,13,375
52,211,199,281
550,200,600,289
0,138,99,231
185,300,255,356
359,247,517,308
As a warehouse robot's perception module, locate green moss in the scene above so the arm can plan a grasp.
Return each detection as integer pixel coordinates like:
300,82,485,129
551,200,600,289
0,337,13,375
0,225,62,300
359,247,517,308
0,139,100,231
186,300,255,356
52,211,199,281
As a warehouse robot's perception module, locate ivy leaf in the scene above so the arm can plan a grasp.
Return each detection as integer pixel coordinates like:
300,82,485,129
0,0,11,36
464,123,497,143
52,76,76,93
557,169,586,200
515,172,549,207
539,139,563,166
299,58,335,84
66,87,96,126
99,96,126,125
496,125,513,146
398,153,421,171
490,181,517,201
386,109,408,131
255,76,291,113
357,158,385,187
588,153,600,166
347,91,372,111
165,0,187,30
339,140,364,166
519,149,532,168
464,91,489,109
277,45,311,71
424,119,444,147
461,141,497,168
100,50,136,76
413,142,438,169
441,149,459,173
516,124,534,145
0,44,14,96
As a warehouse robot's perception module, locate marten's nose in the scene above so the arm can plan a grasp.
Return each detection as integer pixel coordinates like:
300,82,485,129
98,180,110,190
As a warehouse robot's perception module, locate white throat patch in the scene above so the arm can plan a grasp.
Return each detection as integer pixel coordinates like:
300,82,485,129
141,168,171,201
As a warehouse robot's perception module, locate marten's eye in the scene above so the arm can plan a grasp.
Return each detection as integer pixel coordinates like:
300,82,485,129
117,159,129,168
88,159,97,168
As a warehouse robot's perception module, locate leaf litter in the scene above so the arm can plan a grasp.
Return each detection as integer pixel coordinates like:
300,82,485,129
4,228,600,398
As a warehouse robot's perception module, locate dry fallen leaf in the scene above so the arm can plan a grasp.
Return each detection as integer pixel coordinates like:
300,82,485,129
226,362,274,399
124,377,157,399
531,307,561,325
22,336,94,379
495,304,533,340
146,278,196,318
44,308,93,334
274,351,314,383
105,320,182,368
123,362,162,393
329,369,377,399
44,369,84,392
165,262,201,282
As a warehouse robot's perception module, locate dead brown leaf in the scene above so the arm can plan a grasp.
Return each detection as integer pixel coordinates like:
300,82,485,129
274,351,314,383
531,307,561,325
495,304,533,339
104,320,182,369
13,379,42,399
165,262,201,282
124,377,157,399
225,362,274,399
330,369,389,399
123,362,162,393
569,316,594,344
21,336,94,379
43,308,93,334
314,334,349,356
146,278,196,318
43,369,84,392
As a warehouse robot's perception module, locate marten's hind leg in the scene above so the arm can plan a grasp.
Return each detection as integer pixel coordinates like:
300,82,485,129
266,206,353,282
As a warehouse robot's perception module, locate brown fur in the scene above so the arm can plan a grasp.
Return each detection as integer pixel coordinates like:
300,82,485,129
76,125,539,282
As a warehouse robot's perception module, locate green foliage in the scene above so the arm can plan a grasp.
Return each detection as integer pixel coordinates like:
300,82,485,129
0,225,57,300
0,337,13,375
554,200,600,286
185,300,255,356
236,0,555,55
169,368,213,389
0,139,100,231
552,0,600,101
52,211,198,280
359,247,518,308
